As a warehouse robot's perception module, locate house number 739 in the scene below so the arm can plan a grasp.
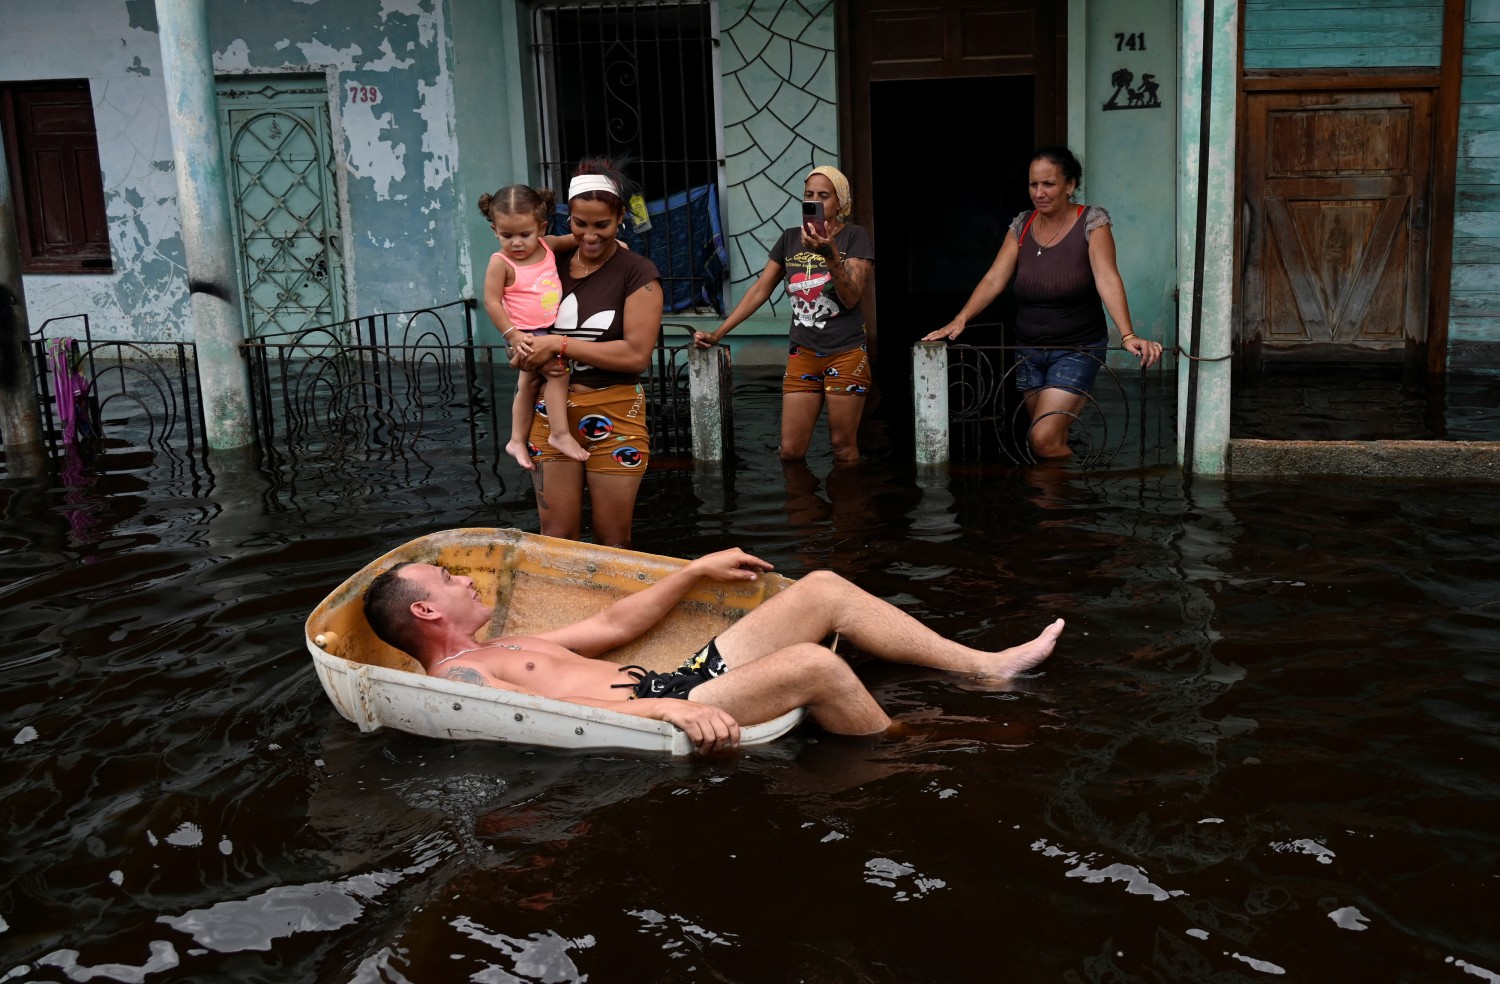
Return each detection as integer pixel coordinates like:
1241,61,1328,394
348,84,381,103
1115,33,1146,51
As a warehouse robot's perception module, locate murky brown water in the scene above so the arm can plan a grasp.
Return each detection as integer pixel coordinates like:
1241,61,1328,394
3,368,1499,982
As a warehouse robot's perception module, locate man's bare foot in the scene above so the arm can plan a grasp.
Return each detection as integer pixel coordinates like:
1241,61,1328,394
978,618,1063,677
505,438,535,471
548,431,590,463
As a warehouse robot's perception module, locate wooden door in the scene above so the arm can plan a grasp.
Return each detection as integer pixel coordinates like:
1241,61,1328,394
1241,89,1434,360
843,0,1064,392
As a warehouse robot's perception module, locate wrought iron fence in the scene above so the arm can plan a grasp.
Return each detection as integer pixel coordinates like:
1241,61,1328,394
241,301,720,484
24,313,206,465
944,334,1176,468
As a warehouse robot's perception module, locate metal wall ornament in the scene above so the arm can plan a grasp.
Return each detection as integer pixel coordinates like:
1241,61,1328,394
1103,68,1163,111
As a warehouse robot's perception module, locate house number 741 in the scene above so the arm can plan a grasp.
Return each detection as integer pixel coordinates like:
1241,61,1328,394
1115,33,1146,51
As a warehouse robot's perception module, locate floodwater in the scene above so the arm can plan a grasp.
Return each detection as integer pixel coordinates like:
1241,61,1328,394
3,367,1499,983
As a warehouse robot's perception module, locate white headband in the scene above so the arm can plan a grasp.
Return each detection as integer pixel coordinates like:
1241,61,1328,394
568,175,619,200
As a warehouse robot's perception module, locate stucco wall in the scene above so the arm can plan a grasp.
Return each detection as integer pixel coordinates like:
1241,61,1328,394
1080,0,1178,350
2,0,468,343
2,1,188,340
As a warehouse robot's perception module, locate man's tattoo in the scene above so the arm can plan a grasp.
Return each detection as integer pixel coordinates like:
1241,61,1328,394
443,665,490,688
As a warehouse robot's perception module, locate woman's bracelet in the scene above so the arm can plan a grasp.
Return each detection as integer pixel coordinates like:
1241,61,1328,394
1120,332,1138,343
558,338,568,360
502,326,516,337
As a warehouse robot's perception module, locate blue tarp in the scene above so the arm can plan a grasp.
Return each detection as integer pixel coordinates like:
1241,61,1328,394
551,183,726,315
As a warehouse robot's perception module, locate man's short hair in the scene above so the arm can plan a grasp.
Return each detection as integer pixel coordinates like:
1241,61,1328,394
363,562,424,654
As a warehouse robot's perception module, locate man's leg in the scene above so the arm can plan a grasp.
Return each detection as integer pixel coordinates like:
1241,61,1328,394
689,643,891,735
714,571,1063,677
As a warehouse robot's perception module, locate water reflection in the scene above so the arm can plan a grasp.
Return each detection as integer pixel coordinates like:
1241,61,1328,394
3,369,1500,981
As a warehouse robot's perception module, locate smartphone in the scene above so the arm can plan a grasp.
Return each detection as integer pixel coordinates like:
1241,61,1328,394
802,199,827,237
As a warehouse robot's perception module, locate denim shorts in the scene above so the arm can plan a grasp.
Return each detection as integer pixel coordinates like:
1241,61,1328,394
1013,340,1108,395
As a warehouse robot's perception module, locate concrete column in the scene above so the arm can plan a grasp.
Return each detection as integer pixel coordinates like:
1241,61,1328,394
912,341,950,466
156,0,252,450
0,126,46,476
1176,0,1238,475
688,346,726,464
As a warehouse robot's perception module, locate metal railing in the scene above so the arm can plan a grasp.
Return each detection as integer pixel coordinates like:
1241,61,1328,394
241,302,721,483
25,314,206,464
919,331,1176,468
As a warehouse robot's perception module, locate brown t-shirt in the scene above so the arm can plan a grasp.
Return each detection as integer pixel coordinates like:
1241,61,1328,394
554,246,662,388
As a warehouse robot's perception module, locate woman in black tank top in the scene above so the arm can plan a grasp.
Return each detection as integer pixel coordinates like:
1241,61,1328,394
922,148,1164,459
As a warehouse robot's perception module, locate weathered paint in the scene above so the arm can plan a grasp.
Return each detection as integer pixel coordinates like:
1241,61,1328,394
911,342,950,466
1451,7,1500,366
1083,0,1179,359
1177,0,1238,475
687,346,726,464
0,2,190,340
450,0,530,336
3,0,468,344
156,0,253,450
1243,0,1443,70
211,0,465,315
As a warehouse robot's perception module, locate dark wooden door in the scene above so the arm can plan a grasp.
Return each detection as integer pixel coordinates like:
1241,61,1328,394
844,0,1065,395
1241,89,1435,361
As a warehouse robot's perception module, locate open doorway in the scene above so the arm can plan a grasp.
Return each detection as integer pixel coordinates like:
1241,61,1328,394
868,75,1036,399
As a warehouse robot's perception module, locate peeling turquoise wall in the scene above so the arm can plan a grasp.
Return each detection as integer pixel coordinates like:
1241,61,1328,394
2,0,468,342
1,1,188,340
450,0,530,343
210,0,465,318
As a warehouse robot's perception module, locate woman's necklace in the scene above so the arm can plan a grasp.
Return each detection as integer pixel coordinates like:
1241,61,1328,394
574,243,617,276
1032,213,1068,256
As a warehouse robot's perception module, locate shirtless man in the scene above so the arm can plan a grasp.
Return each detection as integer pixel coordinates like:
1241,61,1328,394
363,548,1063,753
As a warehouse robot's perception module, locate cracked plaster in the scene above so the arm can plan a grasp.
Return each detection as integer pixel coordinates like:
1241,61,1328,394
7,0,466,340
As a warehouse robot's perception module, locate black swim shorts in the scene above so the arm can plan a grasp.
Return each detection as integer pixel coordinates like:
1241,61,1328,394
613,639,729,700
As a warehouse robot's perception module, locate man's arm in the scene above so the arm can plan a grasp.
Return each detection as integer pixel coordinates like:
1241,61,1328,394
538,548,773,658
435,659,741,752
560,695,741,752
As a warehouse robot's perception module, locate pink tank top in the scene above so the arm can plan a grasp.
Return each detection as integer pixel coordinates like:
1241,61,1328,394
498,239,562,331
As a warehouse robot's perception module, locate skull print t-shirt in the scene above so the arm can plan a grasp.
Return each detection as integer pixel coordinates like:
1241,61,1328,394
772,223,874,352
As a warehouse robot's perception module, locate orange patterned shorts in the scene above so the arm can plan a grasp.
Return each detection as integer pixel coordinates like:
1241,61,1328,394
527,383,650,475
783,343,872,396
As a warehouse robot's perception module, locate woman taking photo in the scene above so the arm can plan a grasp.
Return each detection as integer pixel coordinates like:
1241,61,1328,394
922,147,1163,459
512,159,662,546
693,166,874,463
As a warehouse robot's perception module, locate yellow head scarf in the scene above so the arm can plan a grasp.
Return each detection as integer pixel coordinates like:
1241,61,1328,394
807,165,852,220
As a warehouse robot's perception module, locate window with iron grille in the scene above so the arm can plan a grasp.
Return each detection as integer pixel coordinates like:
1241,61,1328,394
1,80,112,274
531,0,726,314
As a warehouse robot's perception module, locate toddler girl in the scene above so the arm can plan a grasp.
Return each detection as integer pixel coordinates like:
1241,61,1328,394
480,184,589,468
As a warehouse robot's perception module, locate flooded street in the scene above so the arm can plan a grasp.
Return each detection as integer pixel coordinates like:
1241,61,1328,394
3,368,1499,982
